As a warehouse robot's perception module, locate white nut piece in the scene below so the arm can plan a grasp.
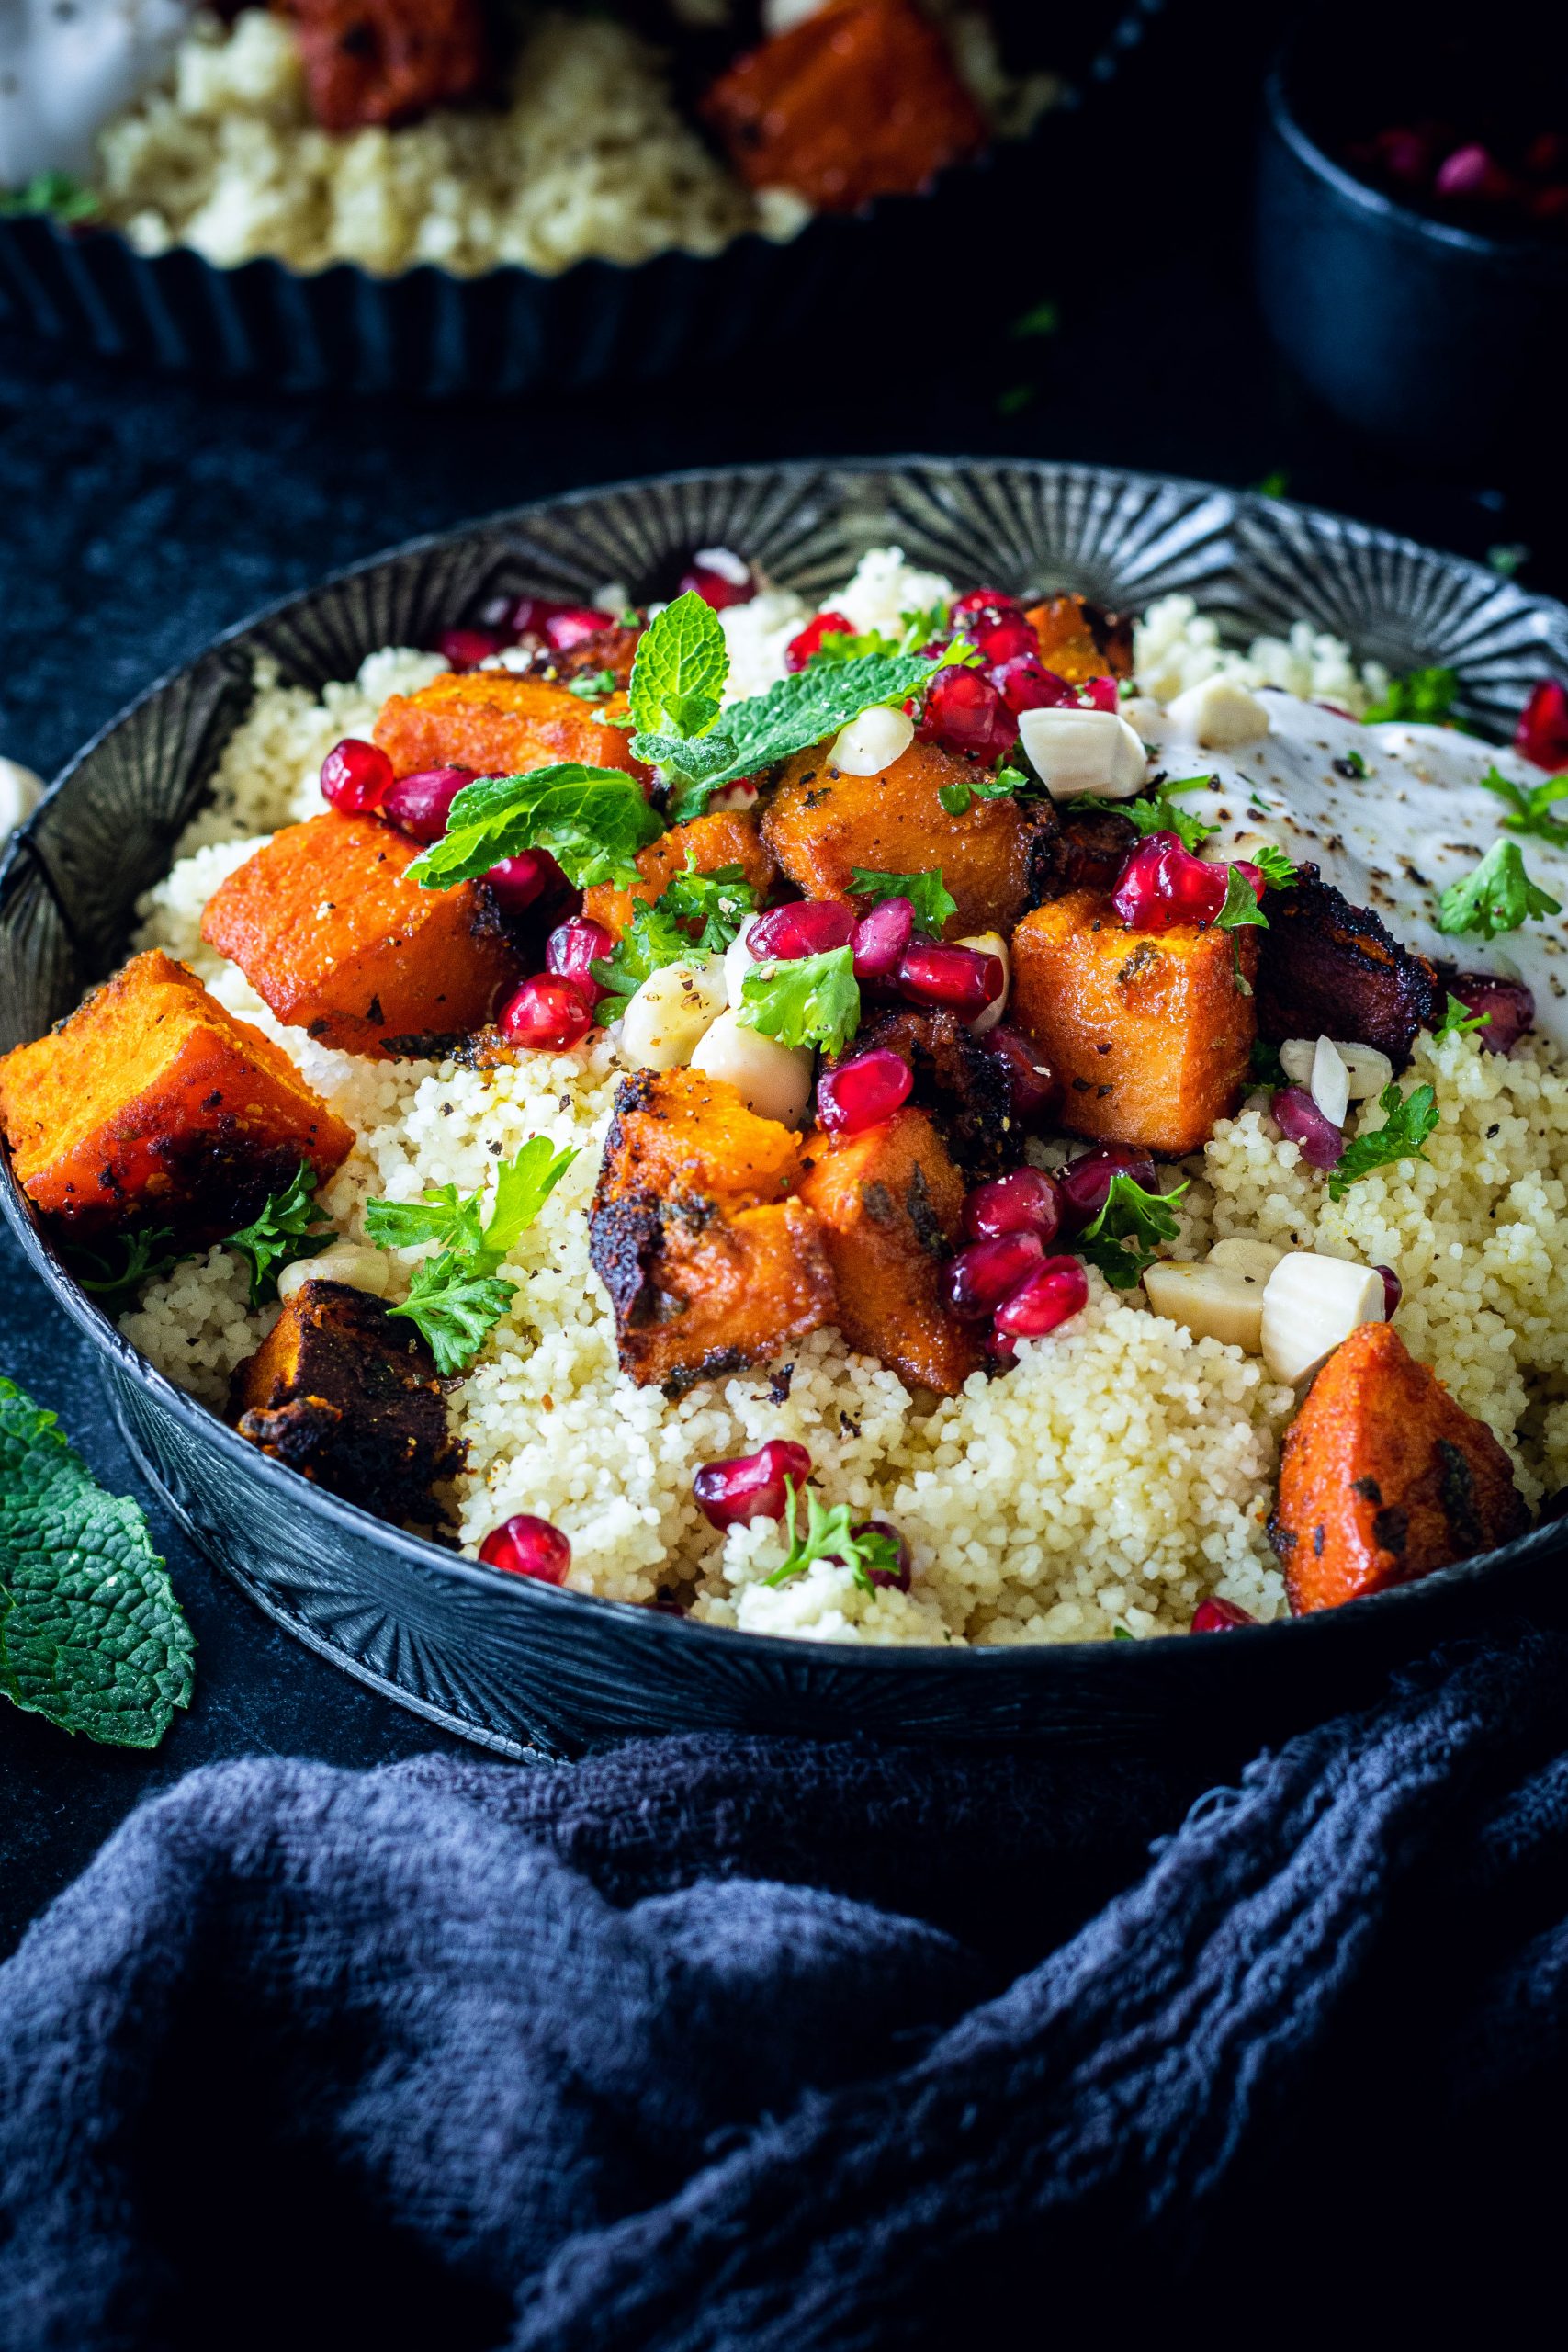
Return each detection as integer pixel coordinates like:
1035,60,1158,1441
725,919,764,1008
1208,1236,1286,1283
690,1008,814,1125
277,1245,389,1302
1280,1036,1393,1102
1163,675,1272,748
0,756,44,842
1259,1250,1386,1385
1309,1034,1349,1128
1143,1260,1266,1352
955,931,1010,1034
618,956,728,1070
1016,707,1148,800
829,702,915,777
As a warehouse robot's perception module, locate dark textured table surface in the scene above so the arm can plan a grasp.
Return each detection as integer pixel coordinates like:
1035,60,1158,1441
0,19,1560,1958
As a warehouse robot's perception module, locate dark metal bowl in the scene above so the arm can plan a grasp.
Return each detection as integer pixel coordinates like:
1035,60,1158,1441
5,455,1567,1758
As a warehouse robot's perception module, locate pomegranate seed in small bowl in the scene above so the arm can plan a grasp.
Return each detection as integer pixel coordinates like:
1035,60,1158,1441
993,1255,1089,1339
1515,680,1568,771
1111,831,1229,931
485,851,562,914
916,665,1018,764
748,899,856,961
963,1166,1062,1245
852,1519,910,1590
897,941,1005,1020
320,738,394,814
499,974,592,1052
381,765,474,843
547,916,615,1008
1449,972,1535,1053
479,1513,571,1585
818,1048,912,1135
1056,1141,1158,1232
438,627,507,672
982,1025,1059,1125
784,610,855,673
1271,1084,1345,1170
1190,1596,1256,1633
676,548,755,610
943,1230,1046,1320
694,1438,812,1529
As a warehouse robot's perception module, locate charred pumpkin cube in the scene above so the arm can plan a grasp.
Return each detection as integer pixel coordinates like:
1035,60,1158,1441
0,949,354,1242
1010,889,1257,1156
596,1067,804,1210
1023,596,1133,686
373,669,644,786
200,811,522,1059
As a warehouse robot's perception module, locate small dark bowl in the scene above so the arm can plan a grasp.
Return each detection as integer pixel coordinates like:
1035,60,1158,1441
1256,19,1568,466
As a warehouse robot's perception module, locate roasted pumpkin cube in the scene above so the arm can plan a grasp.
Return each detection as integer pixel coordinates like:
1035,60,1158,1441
0,949,353,1242
1010,890,1257,1156
763,740,1053,938
797,1107,981,1396
373,669,644,786
596,1068,803,1212
851,1005,1020,1179
582,810,777,944
231,1277,463,1525
1271,1323,1528,1614
590,1191,835,1395
1023,596,1133,686
1258,869,1440,1069
702,0,985,212
200,811,522,1059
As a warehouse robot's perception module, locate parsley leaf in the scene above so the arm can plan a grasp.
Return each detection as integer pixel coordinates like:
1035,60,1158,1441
225,1163,333,1307
589,857,758,1021
808,603,957,664
937,764,1029,818
1215,866,1268,933
567,669,619,701
1104,774,1218,854
739,945,860,1057
64,1226,190,1315
1079,1171,1189,1289
1434,992,1492,1042
409,763,663,892
1250,1036,1287,1088
1363,667,1459,725
389,1255,517,1377
763,1484,899,1595
1476,763,1568,842
1251,842,1301,889
362,1182,484,1256
1327,1082,1439,1201
849,866,958,934
1435,839,1562,940
479,1136,580,1253
649,651,945,822
658,859,758,953
0,173,100,223
626,591,728,741
367,1139,577,1375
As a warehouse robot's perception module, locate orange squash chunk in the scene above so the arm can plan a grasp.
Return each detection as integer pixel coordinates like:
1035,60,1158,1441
582,810,777,943
372,670,644,786
797,1107,981,1395
1272,1323,1529,1614
0,949,353,1242
763,739,1049,937
200,811,521,1059
1023,596,1133,687
596,1067,802,1210
703,0,985,211
1010,890,1257,1155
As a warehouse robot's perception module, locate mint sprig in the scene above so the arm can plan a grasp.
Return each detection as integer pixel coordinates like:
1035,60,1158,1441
1435,839,1562,941
409,763,662,892
627,591,728,741
367,1137,578,1374
739,945,860,1057
1080,1172,1189,1289
1326,1082,1439,1201
849,866,958,935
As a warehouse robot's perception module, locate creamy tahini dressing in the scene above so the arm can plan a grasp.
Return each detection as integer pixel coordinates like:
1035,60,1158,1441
1128,689,1568,1048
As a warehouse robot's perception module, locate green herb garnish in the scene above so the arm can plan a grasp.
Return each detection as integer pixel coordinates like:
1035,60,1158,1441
367,1137,578,1375
0,1374,194,1747
1250,842,1301,889
1326,1082,1439,1202
1011,300,1059,339
1476,763,1568,844
763,1483,899,1595
1435,838,1562,941
410,762,663,893
225,1162,333,1307
627,591,728,741
807,604,958,665
937,764,1029,818
0,173,100,223
1433,992,1492,1042
1363,667,1460,726
64,1225,190,1315
567,669,619,702
1102,774,1218,854
653,651,951,822
588,856,758,1022
658,859,757,953
739,945,860,1057
1079,1171,1190,1289
1249,1036,1287,1088
848,866,958,934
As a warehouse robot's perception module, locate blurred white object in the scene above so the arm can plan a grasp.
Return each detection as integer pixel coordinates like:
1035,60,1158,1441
762,0,829,31
829,704,914,776
0,756,43,844
0,0,190,186
1163,676,1272,749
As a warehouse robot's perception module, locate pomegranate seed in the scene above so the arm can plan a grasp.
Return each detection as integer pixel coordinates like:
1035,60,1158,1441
982,1024,1058,1125
1526,133,1568,176
784,610,855,673
818,1048,912,1135
897,942,1004,1020
1530,186,1568,223
676,554,755,611
974,613,1038,665
1234,860,1267,903
479,1513,571,1585
944,1230,1046,1319
694,1438,811,1529
1056,1142,1157,1233
1436,142,1515,201
1078,675,1120,713
964,1166,1062,1245
852,1518,910,1590
1111,831,1229,930
544,606,615,650
381,765,474,843
993,1255,1089,1338
987,1328,1020,1368
510,594,572,638
852,894,915,979
1448,971,1535,1053
990,655,1068,715
547,916,615,1009
499,974,592,1051
950,587,1020,626
1369,127,1434,188
748,899,856,960
1376,1264,1403,1317
916,665,1018,763
1514,680,1568,770
1190,1596,1256,1633
320,738,393,814
438,627,506,671
484,851,563,914
1271,1084,1345,1170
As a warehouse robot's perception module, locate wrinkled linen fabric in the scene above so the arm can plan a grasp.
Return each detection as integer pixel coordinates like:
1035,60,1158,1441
4,1634,1568,2350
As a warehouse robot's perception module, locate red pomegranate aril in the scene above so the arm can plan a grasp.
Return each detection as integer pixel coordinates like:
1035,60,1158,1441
944,1230,1046,1320
1111,831,1229,931
1190,1596,1256,1634
676,553,755,611
852,894,914,980
1272,1084,1345,1170
1056,1141,1158,1231
987,1328,1020,1368
1436,141,1515,201
484,850,561,913
951,587,1020,624
993,1255,1089,1339
1078,674,1120,713
784,610,855,673
916,663,1018,763
853,1519,911,1590
547,916,615,1008
510,594,570,638
975,613,1038,665
818,1048,912,1136
897,942,1004,1020
1375,1264,1403,1318
499,974,592,1051
320,737,394,814
544,605,615,650
1234,859,1267,904
990,654,1068,715
982,1024,1058,1125
694,1438,812,1529
381,764,474,843
963,1165,1062,1246
438,627,507,671
748,899,856,961
479,1513,571,1585
1514,680,1568,770
1449,971,1535,1054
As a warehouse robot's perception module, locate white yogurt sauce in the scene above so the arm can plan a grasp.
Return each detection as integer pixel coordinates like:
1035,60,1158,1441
0,0,190,187
1127,689,1568,1047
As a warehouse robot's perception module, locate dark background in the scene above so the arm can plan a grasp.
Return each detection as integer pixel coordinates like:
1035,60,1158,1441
0,2,1560,1956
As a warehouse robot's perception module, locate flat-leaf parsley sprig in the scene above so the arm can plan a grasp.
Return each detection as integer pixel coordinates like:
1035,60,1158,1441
739,946,860,1057
848,866,958,934
1435,839,1562,941
1097,774,1220,854
226,1162,334,1306
366,1136,578,1374
1079,1171,1190,1289
1433,993,1492,1043
1326,1082,1440,1202
590,857,759,1023
1476,764,1568,844
764,1485,903,1594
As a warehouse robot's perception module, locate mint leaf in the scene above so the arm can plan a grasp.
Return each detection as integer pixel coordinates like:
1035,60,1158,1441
849,866,958,935
739,945,860,1057
369,1140,576,1374
389,1255,516,1377
1363,667,1459,726
1327,1082,1439,1201
642,651,940,820
1103,774,1218,854
763,1484,895,1595
64,1226,190,1315
1434,992,1491,1042
409,763,662,892
480,1137,579,1255
1435,838,1562,940
1079,1171,1189,1289
1476,763,1568,843
627,591,728,741
0,1375,194,1748
225,1162,333,1307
